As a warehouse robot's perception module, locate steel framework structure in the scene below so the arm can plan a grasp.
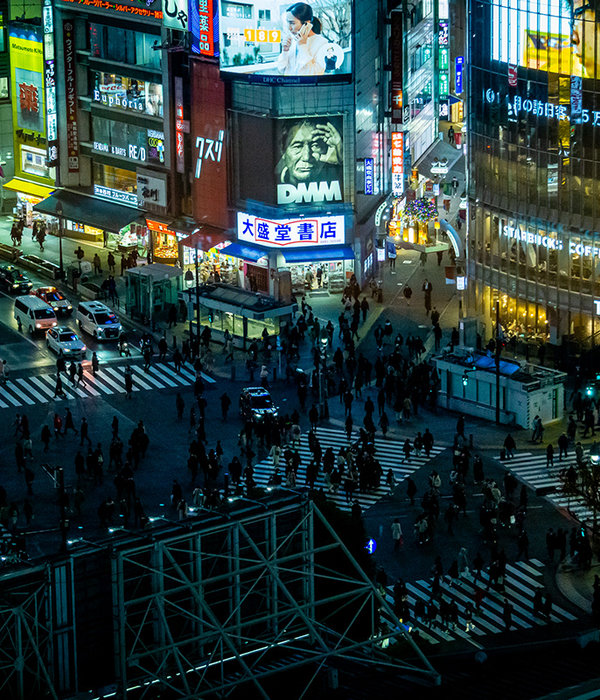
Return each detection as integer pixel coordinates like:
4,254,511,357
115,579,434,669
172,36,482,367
0,566,57,700
110,499,439,698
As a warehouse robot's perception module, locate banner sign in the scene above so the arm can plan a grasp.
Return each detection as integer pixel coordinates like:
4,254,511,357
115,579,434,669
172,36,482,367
63,20,79,173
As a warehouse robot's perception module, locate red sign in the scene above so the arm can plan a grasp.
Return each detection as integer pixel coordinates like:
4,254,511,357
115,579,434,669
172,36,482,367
191,60,228,230
174,77,184,174
391,132,404,195
197,0,214,56
391,12,403,124
63,21,79,173
19,84,39,113
508,64,518,87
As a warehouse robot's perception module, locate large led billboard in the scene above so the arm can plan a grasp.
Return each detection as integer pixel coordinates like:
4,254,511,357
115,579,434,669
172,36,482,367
219,1,352,82
490,0,595,77
234,113,344,206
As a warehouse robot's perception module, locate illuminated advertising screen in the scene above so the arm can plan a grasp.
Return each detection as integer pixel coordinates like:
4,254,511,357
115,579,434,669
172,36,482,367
219,0,352,82
234,113,344,206
190,0,218,56
490,0,591,77
9,26,54,185
60,0,162,20
92,72,163,117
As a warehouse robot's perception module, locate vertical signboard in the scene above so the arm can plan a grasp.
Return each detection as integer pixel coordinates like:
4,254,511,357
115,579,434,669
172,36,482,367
191,60,228,229
438,20,449,119
455,56,464,94
63,20,79,173
390,12,403,124
43,1,57,168
174,76,185,174
191,0,216,56
364,157,374,195
9,25,54,185
391,132,404,195
162,0,188,31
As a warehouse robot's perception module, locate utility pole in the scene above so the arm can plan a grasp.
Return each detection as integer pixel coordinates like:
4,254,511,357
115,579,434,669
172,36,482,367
495,300,501,425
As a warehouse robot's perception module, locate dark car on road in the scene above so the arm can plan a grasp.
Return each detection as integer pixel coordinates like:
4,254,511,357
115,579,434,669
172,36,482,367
0,265,33,294
239,387,278,422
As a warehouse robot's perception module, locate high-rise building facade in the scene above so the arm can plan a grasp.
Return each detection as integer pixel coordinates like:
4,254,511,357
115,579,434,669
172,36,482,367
468,0,600,348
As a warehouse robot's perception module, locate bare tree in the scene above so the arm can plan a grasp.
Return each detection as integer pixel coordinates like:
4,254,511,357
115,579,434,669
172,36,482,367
317,0,352,48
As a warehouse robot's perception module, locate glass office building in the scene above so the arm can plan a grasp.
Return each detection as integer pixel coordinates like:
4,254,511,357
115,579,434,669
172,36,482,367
468,0,600,347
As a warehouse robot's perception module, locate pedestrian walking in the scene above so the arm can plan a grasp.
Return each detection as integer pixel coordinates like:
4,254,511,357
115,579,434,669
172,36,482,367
53,374,65,398
517,529,529,560
402,285,412,305
502,599,513,631
391,518,403,551
64,408,78,436
406,476,417,505
76,363,86,387
546,442,554,469
80,417,91,446
124,366,133,398
91,352,99,376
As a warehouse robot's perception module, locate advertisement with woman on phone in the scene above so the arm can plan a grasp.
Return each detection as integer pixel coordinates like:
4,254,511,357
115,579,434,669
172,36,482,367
219,0,351,80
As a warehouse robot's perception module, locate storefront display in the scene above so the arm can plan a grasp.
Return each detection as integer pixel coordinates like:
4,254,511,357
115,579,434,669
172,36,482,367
182,242,240,286
288,260,352,294
148,219,178,263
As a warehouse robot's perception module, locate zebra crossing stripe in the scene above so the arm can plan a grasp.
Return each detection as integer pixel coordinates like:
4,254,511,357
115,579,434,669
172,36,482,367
82,371,113,395
29,376,57,399
147,365,177,387
498,451,596,528
389,559,577,645
5,380,35,405
16,377,48,403
38,375,75,401
90,370,125,393
104,366,140,392
0,385,21,407
0,392,8,409
158,363,190,386
127,368,153,391
131,365,165,389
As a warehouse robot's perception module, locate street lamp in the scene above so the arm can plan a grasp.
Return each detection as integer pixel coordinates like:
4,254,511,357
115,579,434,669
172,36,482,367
318,335,328,419
56,201,64,279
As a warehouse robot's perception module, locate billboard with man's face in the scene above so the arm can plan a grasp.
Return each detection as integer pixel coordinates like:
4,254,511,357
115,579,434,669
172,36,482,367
219,0,352,82
234,113,344,206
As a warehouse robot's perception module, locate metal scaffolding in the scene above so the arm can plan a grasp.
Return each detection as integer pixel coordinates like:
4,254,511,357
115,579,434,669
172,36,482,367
0,566,57,700
110,498,439,698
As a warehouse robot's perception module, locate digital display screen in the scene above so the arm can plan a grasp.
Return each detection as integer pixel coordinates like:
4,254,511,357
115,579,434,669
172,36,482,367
491,0,595,77
219,0,351,82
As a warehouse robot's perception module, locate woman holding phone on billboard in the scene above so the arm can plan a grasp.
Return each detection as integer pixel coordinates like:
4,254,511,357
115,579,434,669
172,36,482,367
277,2,329,76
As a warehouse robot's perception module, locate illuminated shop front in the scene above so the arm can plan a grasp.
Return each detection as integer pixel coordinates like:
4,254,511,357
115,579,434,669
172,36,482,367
468,207,600,344
469,0,600,348
219,211,355,296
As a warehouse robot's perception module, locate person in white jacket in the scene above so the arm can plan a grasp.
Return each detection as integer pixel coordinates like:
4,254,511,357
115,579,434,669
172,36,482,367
277,2,328,76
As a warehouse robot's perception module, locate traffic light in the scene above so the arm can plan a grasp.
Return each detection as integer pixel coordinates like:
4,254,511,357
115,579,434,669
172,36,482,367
586,385,594,397
207,310,214,324
462,372,469,387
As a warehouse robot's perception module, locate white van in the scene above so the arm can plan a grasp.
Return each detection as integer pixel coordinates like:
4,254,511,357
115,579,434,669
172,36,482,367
76,300,122,341
14,295,58,335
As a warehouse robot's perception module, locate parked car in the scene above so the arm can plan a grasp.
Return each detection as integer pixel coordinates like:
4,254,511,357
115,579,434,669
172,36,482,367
46,326,87,357
76,300,122,340
34,286,73,316
0,265,33,294
239,387,278,422
14,295,57,335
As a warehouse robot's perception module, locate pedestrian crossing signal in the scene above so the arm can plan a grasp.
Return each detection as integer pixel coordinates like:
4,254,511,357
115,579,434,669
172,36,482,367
208,311,214,323
462,372,469,387
586,385,594,397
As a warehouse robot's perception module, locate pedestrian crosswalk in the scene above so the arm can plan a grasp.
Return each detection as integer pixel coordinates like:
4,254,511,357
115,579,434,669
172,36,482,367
251,426,447,512
384,558,577,646
494,450,595,529
0,361,215,409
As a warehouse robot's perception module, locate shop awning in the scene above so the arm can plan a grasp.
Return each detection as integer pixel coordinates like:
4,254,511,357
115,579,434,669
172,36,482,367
34,189,140,232
220,242,268,262
3,178,55,200
179,227,231,251
281,246,354,263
